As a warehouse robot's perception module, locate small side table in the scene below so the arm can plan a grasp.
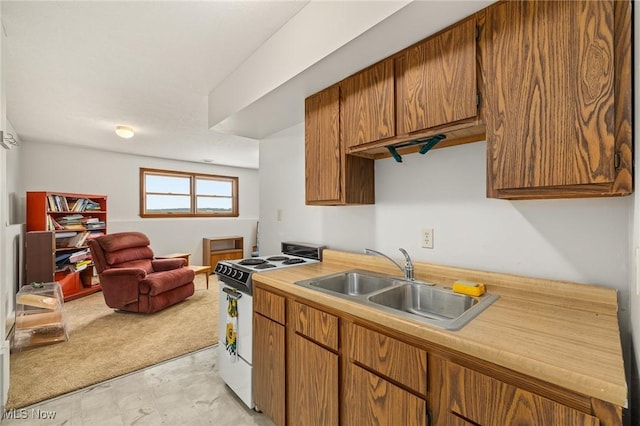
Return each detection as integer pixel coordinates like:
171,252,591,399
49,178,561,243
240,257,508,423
188,265,212,289
156,252,191,265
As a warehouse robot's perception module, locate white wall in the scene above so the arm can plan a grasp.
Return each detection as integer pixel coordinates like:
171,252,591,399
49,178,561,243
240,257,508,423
259,123,375,255
374,143,630,291
261,124,630,290
18,141,260,264
0,2,11,410
628,4,640,420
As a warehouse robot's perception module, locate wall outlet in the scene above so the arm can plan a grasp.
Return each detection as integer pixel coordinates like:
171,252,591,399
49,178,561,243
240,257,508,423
421,227,434,249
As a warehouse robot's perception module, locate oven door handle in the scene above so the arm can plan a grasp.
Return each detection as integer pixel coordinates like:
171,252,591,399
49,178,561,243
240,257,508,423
222,287,243,300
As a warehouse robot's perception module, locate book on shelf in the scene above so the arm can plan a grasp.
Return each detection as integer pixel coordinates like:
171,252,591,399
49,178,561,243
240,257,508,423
68,232,89,248
55,252,72,264
47,215,64,231
85,221,105,229
86,230,105,239
68,248,90,263
60,214,84,222
68,198,101,212
63,223,86,230
55,231,77,239
44,195,103,214
72,259,92,272
84,199,102,211
56,232,89,249
48,195,70,212
71,198,86,212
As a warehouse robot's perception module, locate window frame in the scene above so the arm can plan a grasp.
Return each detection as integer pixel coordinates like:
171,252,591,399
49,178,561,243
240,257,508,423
139,167,239,218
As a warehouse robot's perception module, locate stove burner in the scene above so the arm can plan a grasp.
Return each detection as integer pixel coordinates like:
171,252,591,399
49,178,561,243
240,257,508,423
266,256,290,262
239,258,267,266
254,263,276,270
283,258,306,265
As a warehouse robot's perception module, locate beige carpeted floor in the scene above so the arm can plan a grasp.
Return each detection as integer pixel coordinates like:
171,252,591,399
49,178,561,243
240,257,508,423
7,275,218,409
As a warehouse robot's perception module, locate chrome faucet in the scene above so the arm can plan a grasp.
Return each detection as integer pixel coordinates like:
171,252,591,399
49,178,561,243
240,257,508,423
364,248,414,281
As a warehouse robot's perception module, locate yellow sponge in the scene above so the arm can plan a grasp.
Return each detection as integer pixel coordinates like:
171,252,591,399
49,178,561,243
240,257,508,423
452,280,486,297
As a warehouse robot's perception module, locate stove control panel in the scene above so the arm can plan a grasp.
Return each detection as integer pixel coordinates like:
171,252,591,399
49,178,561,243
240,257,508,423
214,262,252,293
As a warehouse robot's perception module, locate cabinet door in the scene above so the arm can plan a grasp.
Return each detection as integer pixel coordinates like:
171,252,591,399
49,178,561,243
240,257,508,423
25,231,55,285
343,363,426,426
341,58,395,148
253,314,285,426
485,0,631,198
448,363,599,426
288,333,339,425
305,86,342,204
396,16,477,135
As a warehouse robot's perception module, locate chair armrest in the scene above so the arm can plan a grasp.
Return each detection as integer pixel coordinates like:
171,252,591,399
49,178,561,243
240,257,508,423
141,268,195,295
152,258,186,271
99,268,147,307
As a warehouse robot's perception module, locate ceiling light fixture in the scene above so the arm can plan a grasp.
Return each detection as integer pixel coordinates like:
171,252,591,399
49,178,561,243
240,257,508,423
115,125,134,139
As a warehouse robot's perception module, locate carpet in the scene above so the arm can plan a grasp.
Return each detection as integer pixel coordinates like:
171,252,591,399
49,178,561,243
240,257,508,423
7,275,218,409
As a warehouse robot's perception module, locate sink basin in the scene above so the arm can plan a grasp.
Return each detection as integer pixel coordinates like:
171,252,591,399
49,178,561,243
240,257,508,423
368,284,476,321
295,270,499,330
305,271,400,296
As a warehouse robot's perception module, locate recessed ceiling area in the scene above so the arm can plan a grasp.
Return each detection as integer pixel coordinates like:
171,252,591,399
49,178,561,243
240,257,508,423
2,1,493,169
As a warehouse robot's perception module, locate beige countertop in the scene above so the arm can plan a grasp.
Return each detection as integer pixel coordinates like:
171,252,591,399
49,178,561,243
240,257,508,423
253,249,627,408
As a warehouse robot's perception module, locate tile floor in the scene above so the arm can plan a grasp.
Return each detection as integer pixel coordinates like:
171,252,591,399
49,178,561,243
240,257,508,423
1,346,273,426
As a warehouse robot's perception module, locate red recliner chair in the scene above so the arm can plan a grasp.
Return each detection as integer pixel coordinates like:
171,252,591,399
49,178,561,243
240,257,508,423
88,232,195,314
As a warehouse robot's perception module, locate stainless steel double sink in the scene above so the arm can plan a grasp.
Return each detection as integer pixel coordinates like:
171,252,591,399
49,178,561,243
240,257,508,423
295,270,499,330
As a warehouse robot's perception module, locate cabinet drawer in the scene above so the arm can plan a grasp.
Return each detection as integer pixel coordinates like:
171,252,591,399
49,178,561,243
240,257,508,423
448,362,599,426
348,324,427,396
291,301,338,351
254,287,285,325
210,250,243,266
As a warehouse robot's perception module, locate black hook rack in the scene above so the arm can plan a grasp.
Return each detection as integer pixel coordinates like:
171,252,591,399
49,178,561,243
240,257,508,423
386,134,446,163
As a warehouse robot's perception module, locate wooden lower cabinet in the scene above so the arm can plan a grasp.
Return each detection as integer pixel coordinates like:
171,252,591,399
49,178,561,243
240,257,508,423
343,363,426,426
252,283,620,426
447,362,599,426
253,313,285,426
288,332,339,425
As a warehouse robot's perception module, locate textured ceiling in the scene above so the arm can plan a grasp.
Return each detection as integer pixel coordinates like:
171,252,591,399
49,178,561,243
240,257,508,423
2,1,492,169
2,0,309,169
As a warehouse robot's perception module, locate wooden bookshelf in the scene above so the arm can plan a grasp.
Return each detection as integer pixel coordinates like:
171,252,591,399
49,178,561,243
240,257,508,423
26,191,107,301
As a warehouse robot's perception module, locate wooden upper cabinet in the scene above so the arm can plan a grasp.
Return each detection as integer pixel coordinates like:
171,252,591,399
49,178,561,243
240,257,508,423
305,86,375,206
396,16,478,135
485,0,632,199
340,58,395,149
305,86,342,204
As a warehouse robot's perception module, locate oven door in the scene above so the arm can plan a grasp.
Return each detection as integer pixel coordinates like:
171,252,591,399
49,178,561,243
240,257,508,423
217,281,254,408
217,282,253,363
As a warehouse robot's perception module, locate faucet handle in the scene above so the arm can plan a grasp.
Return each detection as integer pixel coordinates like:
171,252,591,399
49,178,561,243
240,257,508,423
398,248,414,280
398,248,411,262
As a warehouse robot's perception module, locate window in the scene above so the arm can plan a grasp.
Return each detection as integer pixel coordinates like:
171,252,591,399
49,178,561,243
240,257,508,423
140,168,238,217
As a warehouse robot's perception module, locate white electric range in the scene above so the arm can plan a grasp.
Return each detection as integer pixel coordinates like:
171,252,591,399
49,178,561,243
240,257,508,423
214,241,325,409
